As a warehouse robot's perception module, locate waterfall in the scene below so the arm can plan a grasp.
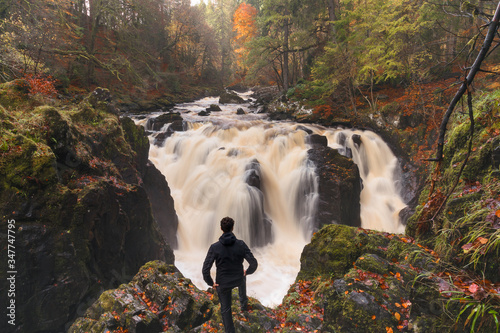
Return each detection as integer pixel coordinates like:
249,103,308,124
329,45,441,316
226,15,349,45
321,129,407,234
141,95,406,306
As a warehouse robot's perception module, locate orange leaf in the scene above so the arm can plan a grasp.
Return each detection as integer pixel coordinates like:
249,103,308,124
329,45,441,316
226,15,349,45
394,312,401,321
372,315,376,320
395,302,401,307
478,237,488,245
496,210,500,218
469,283,479,293
386,327,394,333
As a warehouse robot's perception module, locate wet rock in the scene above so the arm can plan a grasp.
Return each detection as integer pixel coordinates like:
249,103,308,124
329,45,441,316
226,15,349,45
296,125,313,134
306,134,328,147
219,90,245,104
198,110,210,116
308,147,362,230
352,133,362,147
243,159,274,247
268,111,295,121
236,107,246,115
142,162,179,249
206,104,222,112
149,112,183,131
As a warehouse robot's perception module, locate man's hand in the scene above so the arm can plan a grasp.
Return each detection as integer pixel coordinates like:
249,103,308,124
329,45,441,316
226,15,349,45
213,283,219,287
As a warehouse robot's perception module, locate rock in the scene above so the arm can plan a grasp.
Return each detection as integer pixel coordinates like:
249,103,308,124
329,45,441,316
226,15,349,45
250,86,279,106
206,104,222,112
243,159,274,247
296,125,313,134
150,112,183,131
219,90,245,104
69,261,278,332
268,111,295,121
236,107,246,115
151,119,183,147
352,133,362,147
142,162,179,249
0,94,175,332
308,147,362,230
298,224,468,333
306,134,328,147
198,110,210,116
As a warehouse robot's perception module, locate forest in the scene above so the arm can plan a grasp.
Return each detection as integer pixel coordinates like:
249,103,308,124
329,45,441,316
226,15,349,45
1,0,500,332
0,0,498,102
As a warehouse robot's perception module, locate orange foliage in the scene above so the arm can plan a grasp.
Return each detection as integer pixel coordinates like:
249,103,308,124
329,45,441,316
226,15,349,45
313,104,334,119
23,74,58,98
232,3,258,70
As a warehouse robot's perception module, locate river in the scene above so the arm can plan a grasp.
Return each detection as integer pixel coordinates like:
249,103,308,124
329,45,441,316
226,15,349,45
134,91,406,307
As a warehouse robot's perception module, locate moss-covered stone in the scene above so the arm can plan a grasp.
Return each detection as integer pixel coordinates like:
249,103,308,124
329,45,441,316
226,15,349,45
0,85,176,332
70,260,278,333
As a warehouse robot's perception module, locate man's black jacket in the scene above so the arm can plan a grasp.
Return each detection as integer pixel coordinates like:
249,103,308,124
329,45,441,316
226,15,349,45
202,232,258,289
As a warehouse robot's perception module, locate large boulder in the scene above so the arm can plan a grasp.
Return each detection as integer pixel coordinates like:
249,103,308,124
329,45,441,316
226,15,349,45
298,224,482,333
308,146,362,230
219,90,245,104
0,88,176,332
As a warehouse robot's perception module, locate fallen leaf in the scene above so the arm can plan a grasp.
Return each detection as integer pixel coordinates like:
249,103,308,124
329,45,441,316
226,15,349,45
395,302,401,307
478,237,488,245
386,327,394,333
469,283,479,294
394,312,401,320
372,315,376,320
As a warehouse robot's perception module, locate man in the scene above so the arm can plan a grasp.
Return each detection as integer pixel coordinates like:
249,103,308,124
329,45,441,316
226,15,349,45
202,216,258,333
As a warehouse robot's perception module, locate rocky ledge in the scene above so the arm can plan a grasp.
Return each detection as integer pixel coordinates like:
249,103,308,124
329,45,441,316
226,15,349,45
69,224,487,332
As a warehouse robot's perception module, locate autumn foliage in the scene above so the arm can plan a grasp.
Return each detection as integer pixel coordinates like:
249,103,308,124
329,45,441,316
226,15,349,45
232,3,258,71
23,74,58,98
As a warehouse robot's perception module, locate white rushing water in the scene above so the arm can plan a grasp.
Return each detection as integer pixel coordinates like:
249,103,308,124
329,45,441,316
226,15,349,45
138,93,406,307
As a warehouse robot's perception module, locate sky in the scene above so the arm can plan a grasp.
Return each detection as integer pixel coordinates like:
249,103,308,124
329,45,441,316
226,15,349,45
191,0,203,5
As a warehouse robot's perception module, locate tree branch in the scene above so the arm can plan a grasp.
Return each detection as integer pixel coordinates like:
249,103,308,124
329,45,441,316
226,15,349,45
430,1,500,162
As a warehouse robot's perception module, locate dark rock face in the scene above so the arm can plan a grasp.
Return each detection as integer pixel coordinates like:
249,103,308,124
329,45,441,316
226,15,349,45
308,147,362,230
243,160,273,247
69,261,279,332
0,89,176,333
219,90,245,104
236,107,246,115
206,104,222,112
306,134,328,147
142,162,179,249
149,112,183,132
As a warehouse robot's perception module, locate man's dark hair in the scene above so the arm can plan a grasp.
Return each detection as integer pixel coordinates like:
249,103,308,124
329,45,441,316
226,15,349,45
220,217,234,233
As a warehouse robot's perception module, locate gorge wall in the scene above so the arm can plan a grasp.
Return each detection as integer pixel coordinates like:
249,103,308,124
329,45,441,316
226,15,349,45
0,84,177,332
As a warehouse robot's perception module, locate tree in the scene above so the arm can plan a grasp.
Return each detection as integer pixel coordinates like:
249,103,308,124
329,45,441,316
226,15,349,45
232,2,258,77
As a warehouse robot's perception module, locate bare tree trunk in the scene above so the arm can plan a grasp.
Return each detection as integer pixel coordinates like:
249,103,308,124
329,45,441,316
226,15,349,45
283,17,289,92
326,0,339,41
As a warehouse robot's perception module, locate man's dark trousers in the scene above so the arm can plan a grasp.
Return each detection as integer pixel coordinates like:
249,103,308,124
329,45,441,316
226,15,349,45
216,277,247,333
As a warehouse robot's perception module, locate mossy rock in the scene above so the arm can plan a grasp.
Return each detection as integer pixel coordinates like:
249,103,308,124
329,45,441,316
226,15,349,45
297,225,389,281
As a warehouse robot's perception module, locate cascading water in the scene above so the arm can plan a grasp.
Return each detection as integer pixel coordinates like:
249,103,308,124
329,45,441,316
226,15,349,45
137,93,406,307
